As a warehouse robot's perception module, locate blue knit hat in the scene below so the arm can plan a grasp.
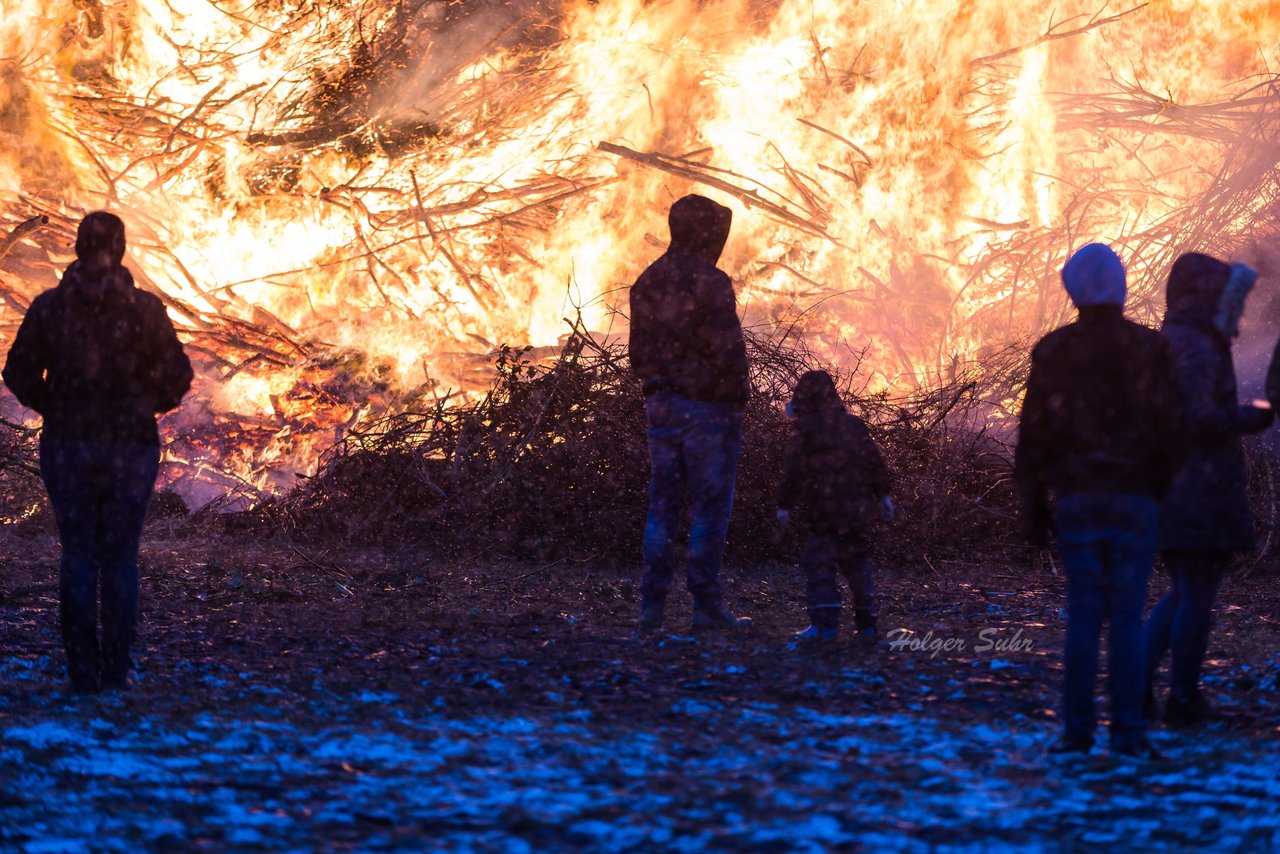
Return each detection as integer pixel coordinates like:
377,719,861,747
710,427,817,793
1061,243,1126,308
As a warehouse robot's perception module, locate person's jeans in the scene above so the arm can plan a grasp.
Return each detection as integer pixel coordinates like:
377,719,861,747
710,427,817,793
1144,550,1229,705
1054,492,1158,748
801,532,877,629
40,438,159,690
640,393,743,613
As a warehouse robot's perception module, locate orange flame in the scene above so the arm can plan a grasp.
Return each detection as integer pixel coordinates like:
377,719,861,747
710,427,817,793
2,0,1279,503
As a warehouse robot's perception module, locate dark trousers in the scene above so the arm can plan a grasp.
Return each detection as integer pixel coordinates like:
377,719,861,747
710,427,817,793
801,531,877,629
1144,549,1229,704
1054,492,1158,749
640,393,743,612
41,438,159,691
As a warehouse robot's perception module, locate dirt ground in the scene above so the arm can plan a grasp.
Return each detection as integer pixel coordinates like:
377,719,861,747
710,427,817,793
2,526,1279,851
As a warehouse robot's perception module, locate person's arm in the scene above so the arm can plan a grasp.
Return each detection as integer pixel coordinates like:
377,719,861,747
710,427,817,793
627,283,652,381
1146,337,1190,494
859,423,892,501
1171,331,1271,438
851,418,894,522
2,299,50,415
698,269,749,403
1014,350,1053,546
777,428,803,514
144,299,193,412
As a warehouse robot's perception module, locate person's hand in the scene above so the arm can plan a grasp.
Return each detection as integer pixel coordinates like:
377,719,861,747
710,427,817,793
880,496,895,523
776,508,792,526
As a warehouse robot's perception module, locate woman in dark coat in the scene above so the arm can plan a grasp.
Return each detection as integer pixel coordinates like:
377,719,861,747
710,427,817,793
1145,252,1272,725
3,212,192,693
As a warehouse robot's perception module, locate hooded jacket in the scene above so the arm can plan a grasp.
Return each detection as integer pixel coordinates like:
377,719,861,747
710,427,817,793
628,195,750,408
1159,252,1272,551
3,259,193,445
777,371,891,536
1015,302,1186,537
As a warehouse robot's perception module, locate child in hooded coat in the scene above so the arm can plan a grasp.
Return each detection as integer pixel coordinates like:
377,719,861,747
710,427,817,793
776,370,892,641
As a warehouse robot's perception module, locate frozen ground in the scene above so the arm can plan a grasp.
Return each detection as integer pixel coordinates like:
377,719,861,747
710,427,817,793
2,539,1279,851
4,650,1279,851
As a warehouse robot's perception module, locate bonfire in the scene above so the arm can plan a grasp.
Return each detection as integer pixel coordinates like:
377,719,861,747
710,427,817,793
1,0,1279,528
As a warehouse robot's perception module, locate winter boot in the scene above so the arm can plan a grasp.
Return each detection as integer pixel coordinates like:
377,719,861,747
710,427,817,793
1163,693,1228,728
691,606,752,633
853,609,878,645
637,602,665,633
1112,738,1164,760
794,607,838,642
1142,687,1160,721
794,624,838,642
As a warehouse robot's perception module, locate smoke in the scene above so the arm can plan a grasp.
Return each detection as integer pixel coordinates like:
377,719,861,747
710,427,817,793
0,63,72,201
364,0,564,127
1231,237,1280,398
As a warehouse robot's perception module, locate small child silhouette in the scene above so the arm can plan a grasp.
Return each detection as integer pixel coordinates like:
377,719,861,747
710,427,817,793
776,370,892,642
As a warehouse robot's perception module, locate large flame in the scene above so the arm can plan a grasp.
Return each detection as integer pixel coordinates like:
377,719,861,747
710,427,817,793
2,0,1280,502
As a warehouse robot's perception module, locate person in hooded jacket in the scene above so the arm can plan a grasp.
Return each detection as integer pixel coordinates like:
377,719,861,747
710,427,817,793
1143,253,1272,726
1016,243,1186,757
629,194,751,633
775,370,892,642
3,212,193,693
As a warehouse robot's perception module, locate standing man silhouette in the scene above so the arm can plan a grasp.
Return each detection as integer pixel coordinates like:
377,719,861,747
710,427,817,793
1016,243,1185,757
4,212,192,692
629,194,751,633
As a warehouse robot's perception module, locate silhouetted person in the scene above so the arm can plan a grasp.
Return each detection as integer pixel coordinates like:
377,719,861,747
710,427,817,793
3,212,192,693
776,370,892,642
1016,243,1185,757
629,194,751,633
1144,254,1271,726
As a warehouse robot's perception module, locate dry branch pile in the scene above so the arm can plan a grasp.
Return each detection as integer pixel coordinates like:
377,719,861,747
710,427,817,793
226,322,1028,567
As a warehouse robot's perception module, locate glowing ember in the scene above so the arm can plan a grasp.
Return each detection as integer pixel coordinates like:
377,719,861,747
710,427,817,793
2,0,1279,503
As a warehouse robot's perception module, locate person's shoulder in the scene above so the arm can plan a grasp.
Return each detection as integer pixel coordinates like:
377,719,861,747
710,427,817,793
1158,314,1214,355
1116,315,1162,339
1105,317,1164,351
632,255,663,283
840,409,870,432
691,261,733,303
19,288,66,327
25,288,59,314
125,282,168,317
1031,323,1077,359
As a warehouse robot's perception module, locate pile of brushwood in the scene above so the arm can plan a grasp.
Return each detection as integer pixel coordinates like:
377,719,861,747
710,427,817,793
0,417,42,528
248,322,1030,566
3,324,1280,570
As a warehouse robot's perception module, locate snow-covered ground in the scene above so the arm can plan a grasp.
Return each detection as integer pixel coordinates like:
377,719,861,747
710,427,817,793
3,651,1279,852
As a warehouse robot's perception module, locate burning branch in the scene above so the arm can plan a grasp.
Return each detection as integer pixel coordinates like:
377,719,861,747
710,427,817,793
597,141,828,237
0,216,49,266
972,3,1149,66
